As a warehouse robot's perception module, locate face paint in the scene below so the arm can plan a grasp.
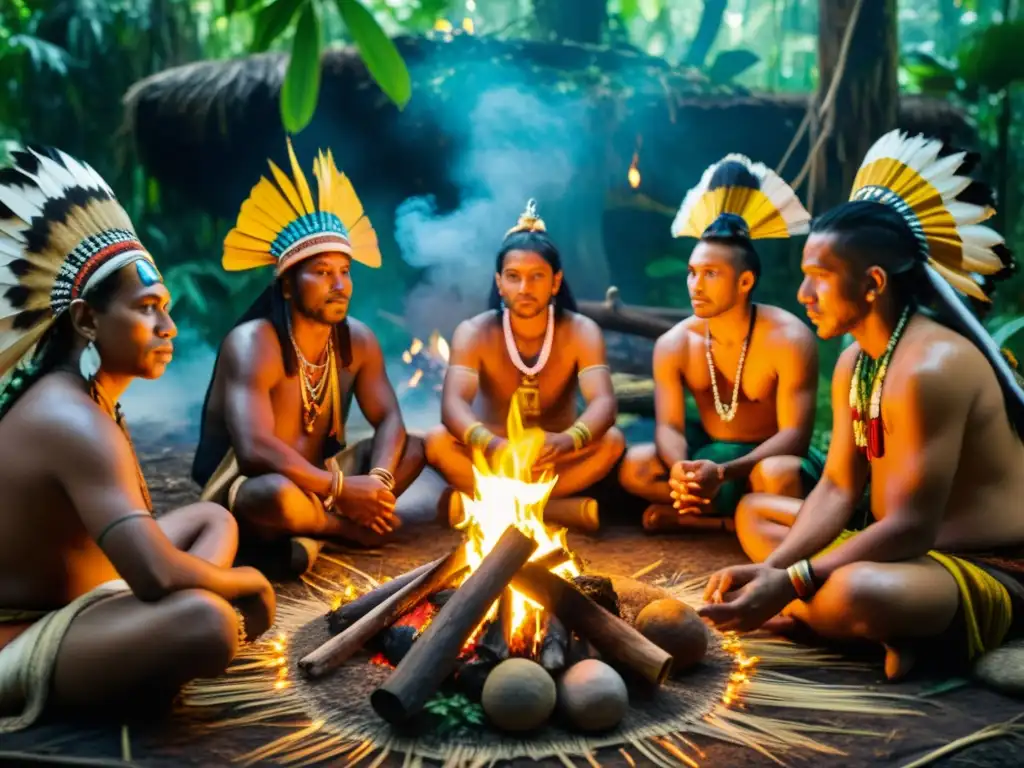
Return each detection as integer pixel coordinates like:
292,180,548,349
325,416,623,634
136,258,163,286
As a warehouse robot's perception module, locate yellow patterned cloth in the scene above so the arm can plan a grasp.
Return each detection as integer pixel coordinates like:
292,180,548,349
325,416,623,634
822,530,1015,661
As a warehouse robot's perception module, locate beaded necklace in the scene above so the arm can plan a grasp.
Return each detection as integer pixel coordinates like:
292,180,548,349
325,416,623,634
849,306,912,460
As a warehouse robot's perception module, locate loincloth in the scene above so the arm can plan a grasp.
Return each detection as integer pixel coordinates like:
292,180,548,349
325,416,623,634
824,530,1024,664
0,580,131,732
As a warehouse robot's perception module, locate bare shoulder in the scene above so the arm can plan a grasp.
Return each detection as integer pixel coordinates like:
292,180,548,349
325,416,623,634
14,376,126,468
453,311,499,347
220,319,283,382
654,316,699,357
888,316,984,404
345,316,382,358
563,311,603,344
758,305,817,349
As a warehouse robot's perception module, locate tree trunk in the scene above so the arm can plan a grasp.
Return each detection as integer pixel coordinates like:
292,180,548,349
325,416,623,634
809,0,899,212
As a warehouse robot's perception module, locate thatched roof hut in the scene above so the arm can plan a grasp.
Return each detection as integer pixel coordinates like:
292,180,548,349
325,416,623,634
122,33,973,300
123,33,971,214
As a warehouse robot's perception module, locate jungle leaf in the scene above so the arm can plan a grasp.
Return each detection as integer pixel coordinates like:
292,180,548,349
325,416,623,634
705,49,760,84
901,49,959,94
991,315,1024,348
335,0,412,110
226,0,266,15
280,1,322,134
957,20,1024,92
251,0,306,54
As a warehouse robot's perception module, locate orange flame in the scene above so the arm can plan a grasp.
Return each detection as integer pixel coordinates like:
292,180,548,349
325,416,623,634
628,152,641,189
458,394,579,637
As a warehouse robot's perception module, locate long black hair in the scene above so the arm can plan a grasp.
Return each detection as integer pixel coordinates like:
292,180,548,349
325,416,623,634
810,199,1024,436
487,230,578,314
0,269,125,421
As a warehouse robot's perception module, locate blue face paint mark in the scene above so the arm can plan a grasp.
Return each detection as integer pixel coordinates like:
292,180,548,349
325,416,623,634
135,259,162,286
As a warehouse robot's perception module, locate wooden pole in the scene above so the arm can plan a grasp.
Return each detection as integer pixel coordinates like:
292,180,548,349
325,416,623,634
298,547,468,679
371,526,538,724
326,555,447,634
512,563,673,685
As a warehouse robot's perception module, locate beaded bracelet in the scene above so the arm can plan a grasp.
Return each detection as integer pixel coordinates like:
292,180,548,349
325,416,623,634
786,559,816,600
563,420,592,451
369,467,396,491
464,421,495,452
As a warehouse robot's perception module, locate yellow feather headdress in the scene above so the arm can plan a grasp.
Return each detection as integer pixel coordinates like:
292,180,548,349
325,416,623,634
505,198,547,238
671,154,811,241
0,145,158,380
223,138,381,276
848,129,1014,302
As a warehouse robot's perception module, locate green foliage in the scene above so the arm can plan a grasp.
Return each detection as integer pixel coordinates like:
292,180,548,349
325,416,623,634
335,0,412,110
423,692,485,736
229,0,413,134
281,1,323,133
958,20,1024,93
252,0,305,53
644,256,688,279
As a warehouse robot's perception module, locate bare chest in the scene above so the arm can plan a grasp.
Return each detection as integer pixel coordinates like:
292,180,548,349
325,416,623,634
682,343,778,405
269,368,354,459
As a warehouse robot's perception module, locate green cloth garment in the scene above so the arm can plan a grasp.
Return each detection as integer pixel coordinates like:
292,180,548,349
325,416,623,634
683,420,760,519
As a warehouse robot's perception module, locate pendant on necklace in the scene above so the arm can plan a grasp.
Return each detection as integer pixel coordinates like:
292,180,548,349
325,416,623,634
515,375,542,423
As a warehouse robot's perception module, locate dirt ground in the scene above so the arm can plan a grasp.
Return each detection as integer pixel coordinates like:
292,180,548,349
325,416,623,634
2,435,1022,767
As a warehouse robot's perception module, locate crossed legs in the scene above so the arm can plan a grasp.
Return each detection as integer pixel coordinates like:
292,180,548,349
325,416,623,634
51,502,248,718
734,493,962,678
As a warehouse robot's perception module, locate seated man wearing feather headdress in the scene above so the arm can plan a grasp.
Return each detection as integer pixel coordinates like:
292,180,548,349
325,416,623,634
425,200,625,531
0,146,274,731
618,156,823,532
192,140,425,576
700,131,1024,680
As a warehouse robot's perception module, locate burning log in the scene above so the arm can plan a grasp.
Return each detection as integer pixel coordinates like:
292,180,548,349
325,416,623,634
543,497,600,533
298,548,469,679
531,547,580,573
539,615,569,674
512,563,673,685
326,555,449,634
371,526,538,724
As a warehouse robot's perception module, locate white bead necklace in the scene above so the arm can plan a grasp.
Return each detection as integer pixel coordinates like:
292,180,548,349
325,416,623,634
502,304,555,376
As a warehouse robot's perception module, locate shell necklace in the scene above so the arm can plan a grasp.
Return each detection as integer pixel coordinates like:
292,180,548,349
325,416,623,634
705,305,756,423
503,304,555,421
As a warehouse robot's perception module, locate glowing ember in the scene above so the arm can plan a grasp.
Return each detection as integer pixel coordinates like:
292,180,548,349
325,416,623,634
720,632,759,707
401,330,450,392
457,395,581,639
628,153,641,189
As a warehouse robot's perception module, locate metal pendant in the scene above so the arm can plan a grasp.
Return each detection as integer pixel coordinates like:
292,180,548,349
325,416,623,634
515,376,542,423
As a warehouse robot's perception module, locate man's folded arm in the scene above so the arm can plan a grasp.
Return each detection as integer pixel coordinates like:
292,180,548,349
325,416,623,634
54,411,268,603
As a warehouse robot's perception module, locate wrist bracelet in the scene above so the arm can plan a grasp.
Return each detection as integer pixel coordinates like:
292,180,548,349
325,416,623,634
369,467,396,491
465,423,495,452
563,421,592,451
786,559,816,600
324,457,344,510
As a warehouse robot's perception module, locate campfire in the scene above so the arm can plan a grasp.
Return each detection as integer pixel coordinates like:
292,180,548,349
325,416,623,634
298,396,704,733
